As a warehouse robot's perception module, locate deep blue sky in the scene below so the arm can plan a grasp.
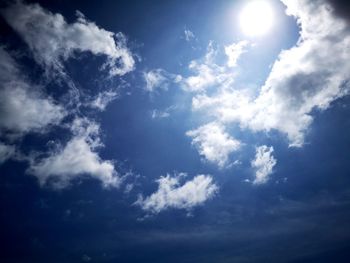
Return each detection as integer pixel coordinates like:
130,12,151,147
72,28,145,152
1,0,350,262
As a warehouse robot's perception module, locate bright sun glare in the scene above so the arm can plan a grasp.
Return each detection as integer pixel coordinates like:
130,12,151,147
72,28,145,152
239,0,274,37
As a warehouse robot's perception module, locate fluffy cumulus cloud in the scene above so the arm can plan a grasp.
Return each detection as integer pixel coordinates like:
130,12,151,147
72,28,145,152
0,46,65,136
186,122,241,168
143,69,182,93
28,118,120,189
136,173,218,213
251,145,277,185
249,0,350,146
191,0,350,147
1,1,135,77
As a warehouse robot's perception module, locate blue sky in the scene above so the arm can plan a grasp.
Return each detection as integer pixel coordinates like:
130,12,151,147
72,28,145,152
1,0,350,262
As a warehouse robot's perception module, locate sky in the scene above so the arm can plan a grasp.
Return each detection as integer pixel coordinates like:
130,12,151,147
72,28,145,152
1,0,350,262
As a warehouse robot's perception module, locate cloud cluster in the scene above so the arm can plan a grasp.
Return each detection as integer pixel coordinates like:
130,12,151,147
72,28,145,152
186,122,241,168
1,1,135,77
192,0,350,147
0,2,135,189
136,173,218,213
251,145,277,185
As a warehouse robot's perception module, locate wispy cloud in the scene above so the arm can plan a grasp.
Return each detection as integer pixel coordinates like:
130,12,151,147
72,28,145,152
143,69,182,93
184,29,195,42
88,90,119,111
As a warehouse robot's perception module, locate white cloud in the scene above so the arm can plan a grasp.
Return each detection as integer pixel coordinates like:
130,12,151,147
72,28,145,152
89,90,118,111
248,0,350,146
184,29,195,42
224,40,249,67
151,109,170,119
143,69,182,93
0,46,65,136
151,105,177,119
251,145,277,185
1,1,135,77
0,85,66,135
136,173,218,213
0,142,15,164
186,122,241,168
191,0,350,146
28,118,120,189
182,42,234,92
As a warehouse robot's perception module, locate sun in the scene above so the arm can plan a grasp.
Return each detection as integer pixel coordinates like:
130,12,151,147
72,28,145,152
239,0,274,37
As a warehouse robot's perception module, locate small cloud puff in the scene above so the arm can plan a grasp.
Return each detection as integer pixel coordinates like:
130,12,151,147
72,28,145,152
186,122,241,168
251,145,277,185
136,173,218,214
